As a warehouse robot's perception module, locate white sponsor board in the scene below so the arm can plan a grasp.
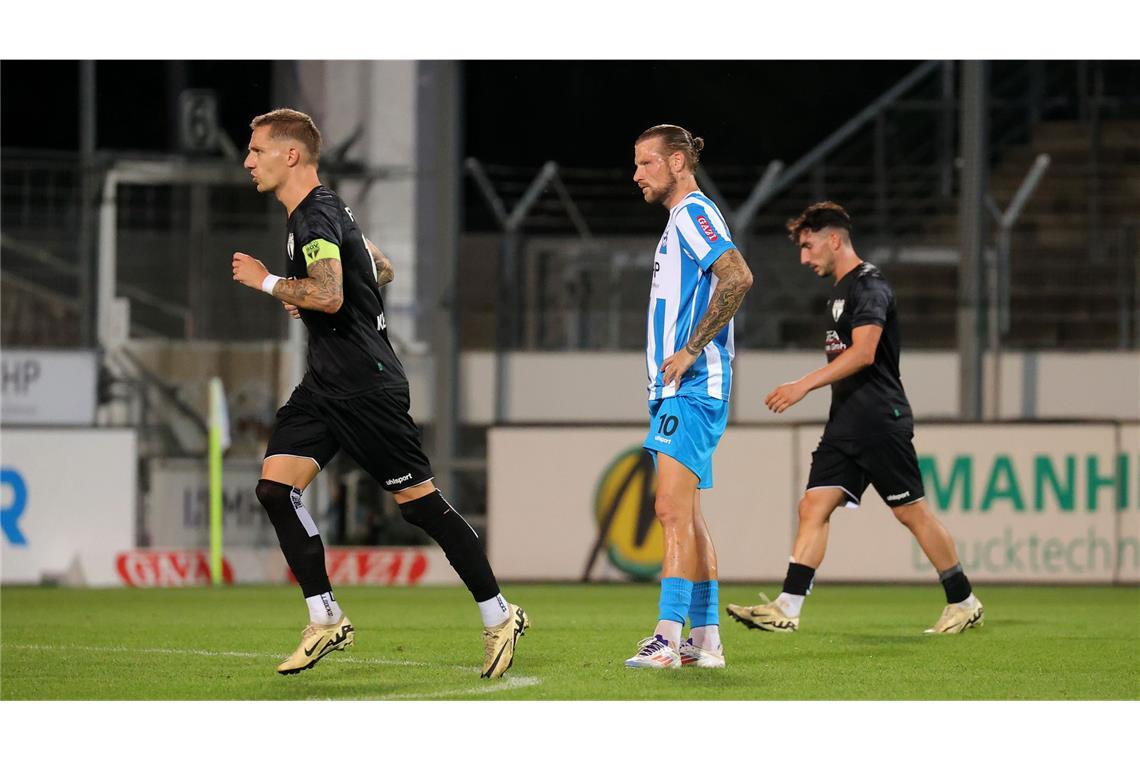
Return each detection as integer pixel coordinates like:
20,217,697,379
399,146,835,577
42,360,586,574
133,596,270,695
489,423,1138,584
801,424,1137,584
146,458,276,547
487,427,794,582
1,429,136,585
1,350,97,425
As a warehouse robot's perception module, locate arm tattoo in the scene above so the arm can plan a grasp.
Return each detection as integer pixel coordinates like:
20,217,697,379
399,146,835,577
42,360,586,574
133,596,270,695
271,258,344,313
374,255,395,287
684,248,753,356
365,238,395,287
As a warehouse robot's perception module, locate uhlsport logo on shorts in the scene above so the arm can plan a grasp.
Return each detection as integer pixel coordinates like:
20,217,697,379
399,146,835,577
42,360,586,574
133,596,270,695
385,472,413,486
587,447,664,580
696,215,718,242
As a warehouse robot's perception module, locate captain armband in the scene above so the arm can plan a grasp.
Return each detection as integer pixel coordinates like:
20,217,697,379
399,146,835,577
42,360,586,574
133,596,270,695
303,239,341,268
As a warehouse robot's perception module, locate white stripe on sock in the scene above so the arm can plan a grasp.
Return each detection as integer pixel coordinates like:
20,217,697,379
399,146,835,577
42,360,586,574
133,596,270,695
289,488,320,538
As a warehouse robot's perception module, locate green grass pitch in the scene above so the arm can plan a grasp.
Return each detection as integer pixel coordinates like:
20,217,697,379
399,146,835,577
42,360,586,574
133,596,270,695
2,584,1137,700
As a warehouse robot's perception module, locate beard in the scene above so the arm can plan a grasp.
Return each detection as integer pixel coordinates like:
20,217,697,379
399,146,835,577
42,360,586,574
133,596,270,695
643,175,677,206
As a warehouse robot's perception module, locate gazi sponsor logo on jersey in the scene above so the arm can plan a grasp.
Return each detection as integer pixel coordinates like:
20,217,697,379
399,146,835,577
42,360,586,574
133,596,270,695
695,215,718,242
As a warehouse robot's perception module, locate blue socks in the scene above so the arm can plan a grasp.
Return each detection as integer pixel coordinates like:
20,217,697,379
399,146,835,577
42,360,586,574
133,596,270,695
689,580,719,628
658,577,694,623
658,578,719,626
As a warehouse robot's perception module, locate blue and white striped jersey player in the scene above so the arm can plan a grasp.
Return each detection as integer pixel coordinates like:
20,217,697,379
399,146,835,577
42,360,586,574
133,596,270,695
624,125,754,669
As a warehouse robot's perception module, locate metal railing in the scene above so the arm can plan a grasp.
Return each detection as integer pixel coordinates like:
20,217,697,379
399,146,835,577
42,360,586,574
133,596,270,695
4,64,1138,357
458,61,1140,354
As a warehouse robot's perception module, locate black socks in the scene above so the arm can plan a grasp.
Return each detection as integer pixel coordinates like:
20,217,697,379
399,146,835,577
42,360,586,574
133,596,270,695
938,564,973,604
400,489,501,602
782,562,817,596
255,479,331,598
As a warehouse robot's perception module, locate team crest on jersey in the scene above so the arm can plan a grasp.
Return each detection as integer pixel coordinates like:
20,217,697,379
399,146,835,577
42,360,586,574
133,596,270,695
287,233,295,260
831,298,845,322
696,215,719,242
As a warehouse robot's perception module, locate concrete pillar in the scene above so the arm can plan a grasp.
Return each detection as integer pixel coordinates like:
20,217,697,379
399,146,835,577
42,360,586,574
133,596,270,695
287,61,422,347
957,61,989,421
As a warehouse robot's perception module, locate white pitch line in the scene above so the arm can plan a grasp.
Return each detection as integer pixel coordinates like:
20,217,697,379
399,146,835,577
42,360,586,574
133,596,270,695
1,643,542,699
6,643,444,668
371,676,542,701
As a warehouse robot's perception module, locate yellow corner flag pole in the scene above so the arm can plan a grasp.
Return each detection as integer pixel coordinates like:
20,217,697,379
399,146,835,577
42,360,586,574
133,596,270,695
208,377,231,586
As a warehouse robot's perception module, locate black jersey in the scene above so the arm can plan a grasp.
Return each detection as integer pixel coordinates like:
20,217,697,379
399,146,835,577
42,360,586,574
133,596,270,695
284,185,407,397
823,262,912,439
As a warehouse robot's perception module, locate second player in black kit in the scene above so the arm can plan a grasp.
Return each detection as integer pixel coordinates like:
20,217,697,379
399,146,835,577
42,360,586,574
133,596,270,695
809,260,925,508
726,201,982,636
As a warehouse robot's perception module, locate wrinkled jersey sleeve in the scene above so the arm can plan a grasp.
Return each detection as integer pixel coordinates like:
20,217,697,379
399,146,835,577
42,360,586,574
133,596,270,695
673,202,735,272
850,275,892,327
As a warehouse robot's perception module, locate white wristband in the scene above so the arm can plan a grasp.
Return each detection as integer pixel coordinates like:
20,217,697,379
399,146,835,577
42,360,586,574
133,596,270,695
260,274,282,295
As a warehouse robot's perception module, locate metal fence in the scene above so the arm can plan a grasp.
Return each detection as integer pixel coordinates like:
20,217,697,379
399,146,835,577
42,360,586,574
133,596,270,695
458,61,1140,352
5,63,1138,356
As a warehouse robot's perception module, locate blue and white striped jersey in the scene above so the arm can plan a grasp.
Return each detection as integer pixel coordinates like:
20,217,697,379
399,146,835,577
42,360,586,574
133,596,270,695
645,191,737,401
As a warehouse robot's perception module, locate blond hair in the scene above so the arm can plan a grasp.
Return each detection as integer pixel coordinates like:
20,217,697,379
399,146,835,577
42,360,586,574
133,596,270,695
250,108,322,165
636,124,704,171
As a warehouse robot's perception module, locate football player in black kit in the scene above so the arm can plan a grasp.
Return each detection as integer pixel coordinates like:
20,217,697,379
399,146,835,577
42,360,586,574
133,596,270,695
726,202,983,634
232,108,527,677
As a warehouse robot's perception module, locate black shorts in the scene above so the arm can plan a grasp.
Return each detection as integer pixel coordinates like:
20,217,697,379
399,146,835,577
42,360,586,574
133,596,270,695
265,384,433,492
805,430,925,508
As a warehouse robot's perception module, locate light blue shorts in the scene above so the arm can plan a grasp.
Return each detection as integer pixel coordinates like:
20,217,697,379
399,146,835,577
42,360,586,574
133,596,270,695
643,394,729,490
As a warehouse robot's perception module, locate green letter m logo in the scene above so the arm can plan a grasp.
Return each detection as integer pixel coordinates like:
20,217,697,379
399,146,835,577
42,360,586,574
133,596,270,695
919,455,972,512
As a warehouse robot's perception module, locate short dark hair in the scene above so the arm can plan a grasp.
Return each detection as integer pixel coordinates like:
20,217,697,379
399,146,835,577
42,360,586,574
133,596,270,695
635,124,704,171
786,201,852,242
250,108,322,165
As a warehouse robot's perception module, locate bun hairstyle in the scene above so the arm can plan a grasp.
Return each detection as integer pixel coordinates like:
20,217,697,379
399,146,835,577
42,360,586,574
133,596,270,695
637,124,704,171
